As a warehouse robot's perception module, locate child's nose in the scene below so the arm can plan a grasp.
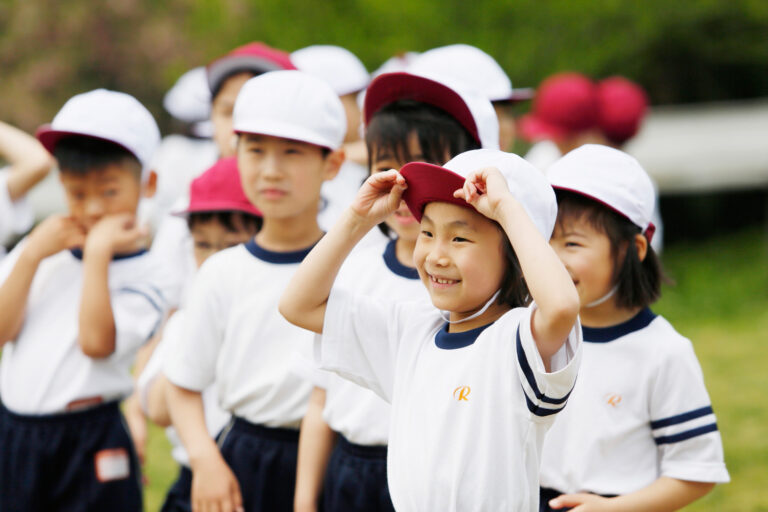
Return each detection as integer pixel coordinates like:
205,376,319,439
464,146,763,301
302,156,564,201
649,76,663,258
84,197,105,218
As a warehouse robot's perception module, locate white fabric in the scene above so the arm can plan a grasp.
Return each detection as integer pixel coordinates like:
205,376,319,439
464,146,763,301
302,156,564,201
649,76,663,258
442,149,558,239
291,45,370,97
150,209,195,309
540,313,729,495
233,71,346,150
318,288,581,511
410,44,514,102
44,89,160,176
0,241,168,414
163,67,212,123
317,160,367,232
0,170,34,250
319,240,428,446
137,310,230,466
548,144,656,234
524,140,562,172
163,242,315,428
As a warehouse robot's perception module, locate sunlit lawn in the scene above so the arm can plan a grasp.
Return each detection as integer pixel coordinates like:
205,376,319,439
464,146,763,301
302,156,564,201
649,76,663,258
142,228,768,511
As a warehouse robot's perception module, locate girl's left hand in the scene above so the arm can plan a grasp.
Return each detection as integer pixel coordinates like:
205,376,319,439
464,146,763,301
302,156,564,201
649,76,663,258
549,493,615,511
453,167,512,222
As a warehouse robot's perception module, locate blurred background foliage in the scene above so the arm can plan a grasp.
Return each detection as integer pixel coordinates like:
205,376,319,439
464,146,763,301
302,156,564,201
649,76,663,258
2,0,768,133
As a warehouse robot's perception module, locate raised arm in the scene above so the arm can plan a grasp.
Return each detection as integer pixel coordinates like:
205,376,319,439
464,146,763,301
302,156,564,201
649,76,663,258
0,215,85,345
456,168,579,364
279,170,406,334
0,121,53,201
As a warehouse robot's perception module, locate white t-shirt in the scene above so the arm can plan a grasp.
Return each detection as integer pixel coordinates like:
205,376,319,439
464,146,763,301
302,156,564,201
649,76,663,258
163,239,316,429
0,169,34,253
150,209,195,309
319,238,428,446
0,241,168,414
318,289,582,511
137,309,231,466
540,309,729,495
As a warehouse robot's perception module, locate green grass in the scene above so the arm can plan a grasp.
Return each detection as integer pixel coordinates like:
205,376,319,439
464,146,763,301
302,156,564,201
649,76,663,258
142,228,768,511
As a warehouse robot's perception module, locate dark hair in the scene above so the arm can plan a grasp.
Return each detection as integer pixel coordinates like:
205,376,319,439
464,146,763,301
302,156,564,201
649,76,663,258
366,100,481,237
187,210,262,234
211,70,258,101
555,190,664,309
498,228,530,308
53,136,141,178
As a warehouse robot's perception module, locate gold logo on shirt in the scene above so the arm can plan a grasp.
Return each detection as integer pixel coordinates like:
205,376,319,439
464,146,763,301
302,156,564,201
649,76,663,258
453,386,471,402
605,393,622,407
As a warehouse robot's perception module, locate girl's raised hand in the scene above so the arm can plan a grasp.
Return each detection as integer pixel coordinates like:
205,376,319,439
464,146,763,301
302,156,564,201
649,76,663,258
350,169,407,225
453,166,512,222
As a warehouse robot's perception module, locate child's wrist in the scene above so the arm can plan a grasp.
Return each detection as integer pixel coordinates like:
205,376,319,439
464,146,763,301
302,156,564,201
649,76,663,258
189,443,224,471
342,207,377,236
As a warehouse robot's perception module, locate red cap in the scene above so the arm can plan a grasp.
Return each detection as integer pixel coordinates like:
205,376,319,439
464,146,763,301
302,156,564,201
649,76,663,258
520,72,599,142
207,42,296,94
400,162,467,222
363,72,481,146
180,157,261,217
597,76,648,146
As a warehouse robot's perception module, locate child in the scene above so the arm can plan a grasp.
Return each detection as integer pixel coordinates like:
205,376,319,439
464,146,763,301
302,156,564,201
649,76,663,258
137,157,261,512
540,144,729,511
0,120,54,254
293,70,499,512
163,70,346,512
280,148,582,510
0,89,167,511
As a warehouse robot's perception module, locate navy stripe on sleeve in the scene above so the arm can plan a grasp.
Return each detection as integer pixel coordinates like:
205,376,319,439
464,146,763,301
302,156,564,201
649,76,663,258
516,329,572,405
654,423,719,445
650,406,714,430
119,287,164,313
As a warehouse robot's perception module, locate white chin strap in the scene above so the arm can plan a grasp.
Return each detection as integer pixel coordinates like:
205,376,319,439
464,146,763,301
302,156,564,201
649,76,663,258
585,285,619,308
440,290,502,325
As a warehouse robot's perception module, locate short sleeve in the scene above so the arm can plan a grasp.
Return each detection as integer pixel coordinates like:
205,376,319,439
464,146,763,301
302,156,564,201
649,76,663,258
514,304,582,419
649,336,729,483
136,310,183,414
111,282,166,358
0,170,34,246
316,286,409,402
163,257,226,392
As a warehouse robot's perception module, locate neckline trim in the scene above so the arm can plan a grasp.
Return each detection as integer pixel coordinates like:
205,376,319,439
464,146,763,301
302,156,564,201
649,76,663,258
383,239,419,280
582,308,657,343
69,248,148,261
244,238,316,264
434,321,494,350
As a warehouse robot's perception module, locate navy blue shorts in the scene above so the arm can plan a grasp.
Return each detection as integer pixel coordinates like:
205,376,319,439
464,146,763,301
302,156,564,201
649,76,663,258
218,418,299,512
160,465,193,512
0,400,142,512
539,487,617,511
322,436,394,512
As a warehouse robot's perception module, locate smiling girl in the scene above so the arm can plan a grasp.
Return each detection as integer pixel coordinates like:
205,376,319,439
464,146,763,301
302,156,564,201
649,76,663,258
280,148,582,511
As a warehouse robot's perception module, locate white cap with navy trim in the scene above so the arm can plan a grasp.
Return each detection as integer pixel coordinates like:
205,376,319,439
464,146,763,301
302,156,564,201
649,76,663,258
547,144,656,240
233,70,347,151
36,89,161,179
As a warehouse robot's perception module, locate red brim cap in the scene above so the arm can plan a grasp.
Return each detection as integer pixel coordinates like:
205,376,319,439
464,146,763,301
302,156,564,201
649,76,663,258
363,72,481,146
174,200,262,218
400,162,470,222
36,125,138,160
519,113,568,143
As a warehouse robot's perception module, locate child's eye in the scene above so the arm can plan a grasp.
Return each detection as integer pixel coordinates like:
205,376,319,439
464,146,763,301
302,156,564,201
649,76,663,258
420,230,433,238
249,147,263,154
194,241,212,249
285,148,302,155
103,189,118,197
564,241,581,248
452,236,470,243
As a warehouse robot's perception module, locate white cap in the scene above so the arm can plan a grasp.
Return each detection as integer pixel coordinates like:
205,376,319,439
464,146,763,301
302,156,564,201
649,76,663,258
163,66,211,123
410,44,525,102
547,144,656,236
401,149,556,239
291,45,370,96
232,70,346,150
37,89,160,178
363,70,500,150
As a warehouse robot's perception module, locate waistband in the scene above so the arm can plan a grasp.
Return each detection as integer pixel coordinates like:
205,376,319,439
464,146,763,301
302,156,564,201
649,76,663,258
337,435,388,459
0,400,121,425
540,487,617,509
231,417,300,443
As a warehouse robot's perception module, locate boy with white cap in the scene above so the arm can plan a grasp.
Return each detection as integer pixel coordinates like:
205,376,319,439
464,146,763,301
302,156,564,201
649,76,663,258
291,44,371,232
0,89,168,511
165,70,346,512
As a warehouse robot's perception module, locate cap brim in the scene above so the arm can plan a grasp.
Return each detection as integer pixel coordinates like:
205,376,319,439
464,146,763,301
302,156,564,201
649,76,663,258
492,87,536,104
234,119,339,150
400,162,471,222
173,200,262,218
363,72,480,146
36,125,141,164
519,114,568,142
207,56,287,93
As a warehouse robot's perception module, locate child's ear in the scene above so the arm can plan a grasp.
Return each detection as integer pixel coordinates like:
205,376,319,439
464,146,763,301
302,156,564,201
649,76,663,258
142,170,157,199
634,233,648,262
321,148,345,183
